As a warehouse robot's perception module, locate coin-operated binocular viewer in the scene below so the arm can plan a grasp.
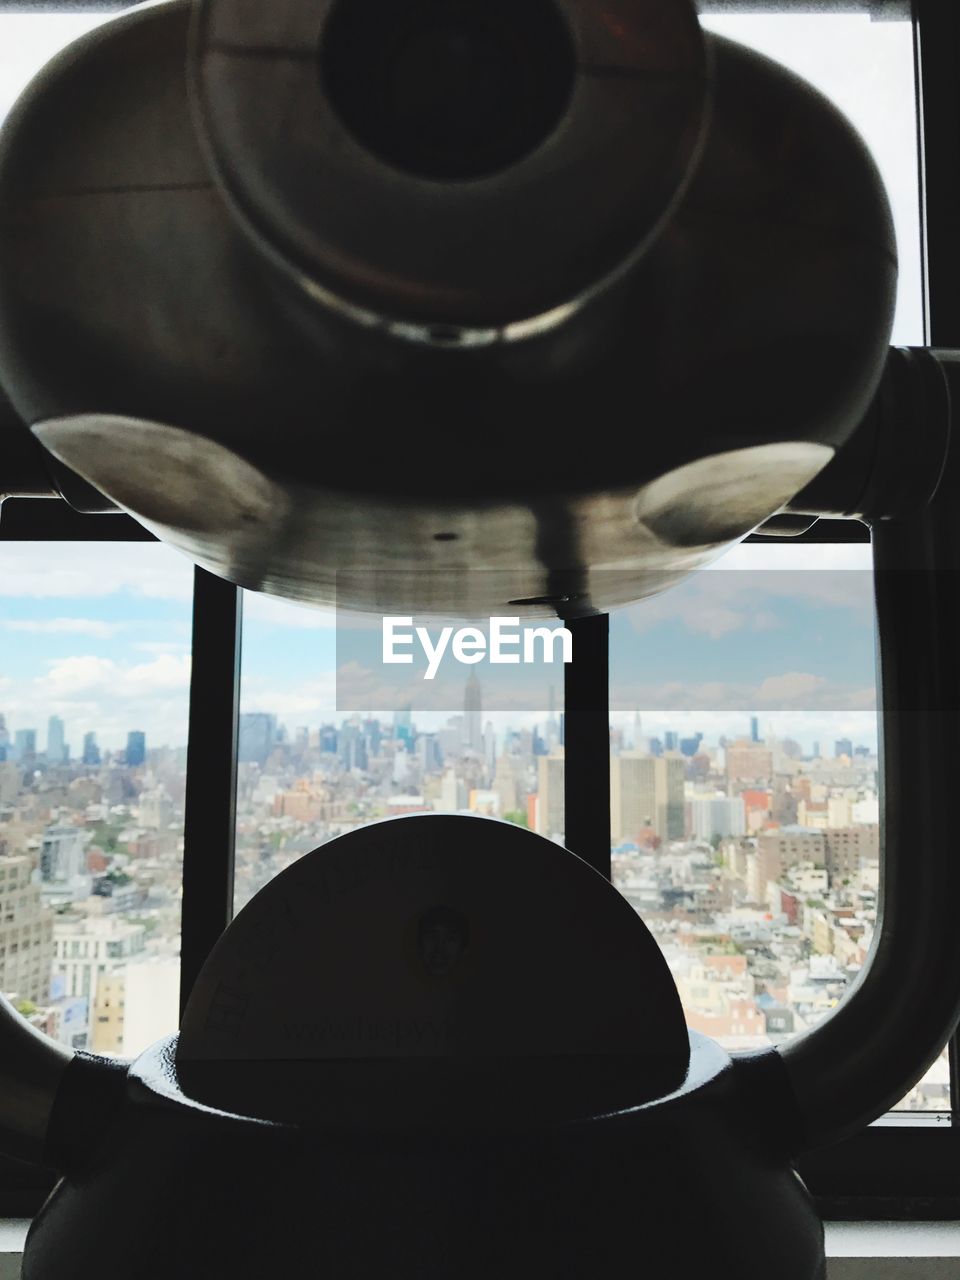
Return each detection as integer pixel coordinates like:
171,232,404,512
0,0,958,1276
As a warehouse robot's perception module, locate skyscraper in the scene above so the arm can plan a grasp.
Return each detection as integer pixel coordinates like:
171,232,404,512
464,672,482,753
47,716,66,765
0,854,53,1005
40,825,87,884
126,730,146,767
339,722,367,772
546,686,560,751
611,752,686,844
393,705,413,749
536,750,565,841
82,732,100,766
363,718,382,759
13,728,36,765
750,715,760,743
238,713,277,766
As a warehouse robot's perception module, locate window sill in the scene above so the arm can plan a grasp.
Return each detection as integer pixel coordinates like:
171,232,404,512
826,1223,960,1278
0,1221,956,1276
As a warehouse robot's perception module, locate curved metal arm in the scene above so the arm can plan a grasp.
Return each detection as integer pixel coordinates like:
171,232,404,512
779,353,960,1149
0,994,72,1165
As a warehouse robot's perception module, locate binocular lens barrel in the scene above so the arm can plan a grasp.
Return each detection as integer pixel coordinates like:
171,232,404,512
321,0,578,181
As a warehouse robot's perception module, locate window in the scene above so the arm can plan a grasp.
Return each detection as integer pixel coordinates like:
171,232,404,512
0,539,191,1058
700,9,922,348
0,0,955,1226
609,538,949,1113
235,592,563,911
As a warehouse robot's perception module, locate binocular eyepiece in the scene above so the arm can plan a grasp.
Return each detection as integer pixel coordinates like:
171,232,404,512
0,0,894,616
193,0,709,336
320,0,578,183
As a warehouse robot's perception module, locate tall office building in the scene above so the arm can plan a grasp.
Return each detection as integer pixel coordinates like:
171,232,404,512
611,752,686,844
750,716,760,743
238,713,277,766
691,794,747,843
40,825,87,884
834,738,854,759
726,740,774,787
339,722,368,772
536,750,565,841
464,672,482,753
126,730,146,767
393,705,413,749
0,855,54,1006
494,753,520,814
138,787,174,830
47,716,66,765
82,731,101,766
0,764,18,806
545,687,560,751
417,732,442,773
52,915,146,1017
13,728,36,765
363,718,382,759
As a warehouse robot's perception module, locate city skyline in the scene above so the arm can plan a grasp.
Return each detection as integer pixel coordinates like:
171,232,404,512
0,540,881,753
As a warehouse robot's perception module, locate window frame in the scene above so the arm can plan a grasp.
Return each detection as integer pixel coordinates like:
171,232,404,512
0,0,955,1222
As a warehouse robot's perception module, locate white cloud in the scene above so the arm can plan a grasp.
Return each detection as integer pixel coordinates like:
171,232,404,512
20,654,191,732
242,594,337,630
0,651,192,751
34,653,191,699
38,655,115,697
0,542,194,601
755,672,828,703
623,564,875,641
3,618,120,638
241,673,338,718
119,654,193,696
610,671,876,713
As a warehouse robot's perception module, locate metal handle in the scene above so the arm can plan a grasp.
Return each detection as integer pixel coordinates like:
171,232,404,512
0,995,72,1166
778,352,960,1148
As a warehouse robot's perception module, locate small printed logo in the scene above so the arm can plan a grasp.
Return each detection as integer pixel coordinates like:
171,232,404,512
417,904,469,978
383,616,573,680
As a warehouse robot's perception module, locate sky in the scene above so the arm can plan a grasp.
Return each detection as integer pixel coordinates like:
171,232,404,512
0,539,879,755
0,8,912,755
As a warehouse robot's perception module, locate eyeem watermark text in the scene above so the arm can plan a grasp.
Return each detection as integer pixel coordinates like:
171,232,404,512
383,616,574,680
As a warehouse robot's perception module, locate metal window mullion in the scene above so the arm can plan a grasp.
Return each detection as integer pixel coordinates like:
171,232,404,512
178,568,242,1019
563,613,611,879
912,0,960,1127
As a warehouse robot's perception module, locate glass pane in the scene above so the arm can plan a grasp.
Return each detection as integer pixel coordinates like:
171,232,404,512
0,541,192,1057
687,13,935,1111
701,13,923,345
235,592,563,912
610,539,949,1114
610,541,879,1050
0,14,113,124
